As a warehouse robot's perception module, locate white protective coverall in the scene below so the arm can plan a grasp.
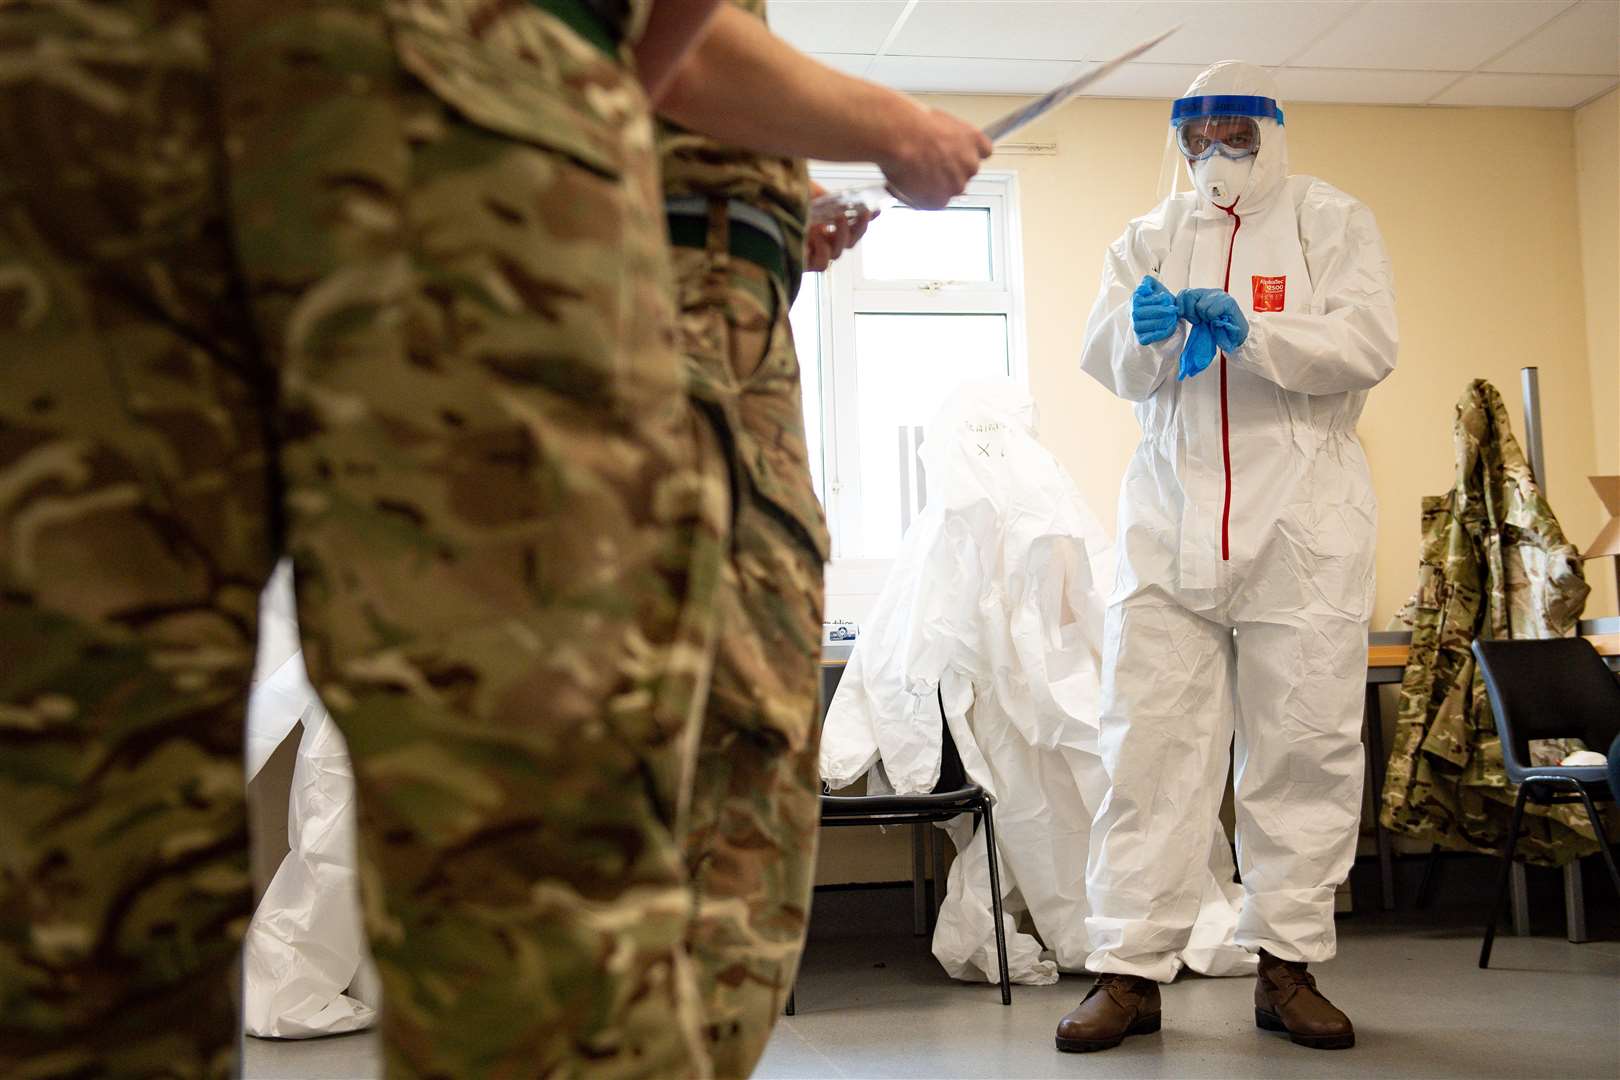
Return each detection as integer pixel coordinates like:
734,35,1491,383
243,563,380,1038
819,382,1254,985
1080,62,1397,981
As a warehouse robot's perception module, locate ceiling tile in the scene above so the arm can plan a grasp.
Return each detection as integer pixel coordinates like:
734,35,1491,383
1081,61,1218,100
1274,67,1461,105
1485,0,1620,75
767,1,909,54
1293,0,1575,71
866,55,1084,95
1430,71,1620,107
887,1,1141,62
807,52,876,78
1097,1,1360,67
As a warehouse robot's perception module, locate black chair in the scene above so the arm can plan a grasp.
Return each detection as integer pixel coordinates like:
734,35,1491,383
787,687,1012,1013
1471,638,1620,969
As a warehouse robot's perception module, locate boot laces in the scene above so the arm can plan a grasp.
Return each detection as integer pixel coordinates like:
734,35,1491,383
1094,973,1147,1001
1271,962,1327,1001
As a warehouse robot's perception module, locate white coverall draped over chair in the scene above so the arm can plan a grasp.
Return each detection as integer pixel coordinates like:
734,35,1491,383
820,382,1254,986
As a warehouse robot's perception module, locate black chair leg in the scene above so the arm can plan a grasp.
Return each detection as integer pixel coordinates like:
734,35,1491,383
784,987,796,1017
1481,785,1532,969
1573,786,1620,900
911,823,929,937
930,825,947,930
979,800,1012,1006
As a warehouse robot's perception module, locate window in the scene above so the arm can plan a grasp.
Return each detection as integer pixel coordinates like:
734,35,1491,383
791,171,1026,567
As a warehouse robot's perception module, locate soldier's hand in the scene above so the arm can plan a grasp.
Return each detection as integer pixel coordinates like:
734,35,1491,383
879,105,992,210
805,204,876,272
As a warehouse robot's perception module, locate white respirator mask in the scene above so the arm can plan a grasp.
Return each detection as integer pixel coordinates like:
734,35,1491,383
1190,153,1255,208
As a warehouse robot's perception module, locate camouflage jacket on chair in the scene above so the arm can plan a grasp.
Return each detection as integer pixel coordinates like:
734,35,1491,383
1380,380,1604,867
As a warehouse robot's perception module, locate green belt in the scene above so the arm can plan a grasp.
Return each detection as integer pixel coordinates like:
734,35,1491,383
666,212,790,293
529,0,624,57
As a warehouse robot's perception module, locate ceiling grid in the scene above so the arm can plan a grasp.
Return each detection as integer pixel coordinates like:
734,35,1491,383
771,0,1620,108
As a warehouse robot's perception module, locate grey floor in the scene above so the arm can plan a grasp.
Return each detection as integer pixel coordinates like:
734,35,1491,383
243,877,1620,1080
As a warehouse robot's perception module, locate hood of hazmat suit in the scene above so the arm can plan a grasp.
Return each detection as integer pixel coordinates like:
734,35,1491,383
243,562,380,1038
1077,62,1397,981
820,382,1254,985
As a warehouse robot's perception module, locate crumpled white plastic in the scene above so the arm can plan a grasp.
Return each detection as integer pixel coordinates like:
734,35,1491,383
243,562,379,1038
820,382,1254,985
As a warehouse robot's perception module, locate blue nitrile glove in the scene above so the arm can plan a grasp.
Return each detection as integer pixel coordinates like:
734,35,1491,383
1131,275,1179,346
1178,320,1217,381
1175,288,1250,380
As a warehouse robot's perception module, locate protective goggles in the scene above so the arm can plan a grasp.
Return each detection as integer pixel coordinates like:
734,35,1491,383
1169,94,1284,161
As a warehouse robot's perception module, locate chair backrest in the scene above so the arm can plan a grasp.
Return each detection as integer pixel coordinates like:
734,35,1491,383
1471,638,1620,779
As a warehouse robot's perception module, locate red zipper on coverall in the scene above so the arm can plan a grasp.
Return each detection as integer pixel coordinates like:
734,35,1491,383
1217,204,1241,562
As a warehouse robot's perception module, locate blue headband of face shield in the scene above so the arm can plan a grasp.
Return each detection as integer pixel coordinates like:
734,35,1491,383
1169,94,1286,126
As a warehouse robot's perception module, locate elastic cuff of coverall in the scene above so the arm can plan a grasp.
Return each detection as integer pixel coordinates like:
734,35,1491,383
1152,324,1186,366
1226,317,1266,373
1085,948,1181,984
1234,888,1338,963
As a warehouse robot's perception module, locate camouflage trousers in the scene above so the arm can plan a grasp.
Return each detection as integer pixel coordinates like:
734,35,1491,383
671,238,828,1078
0,2,727,1077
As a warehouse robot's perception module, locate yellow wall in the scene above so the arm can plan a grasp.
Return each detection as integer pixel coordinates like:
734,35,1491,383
1575,89,1618,617
920,91,1614,629
814,92,1618,886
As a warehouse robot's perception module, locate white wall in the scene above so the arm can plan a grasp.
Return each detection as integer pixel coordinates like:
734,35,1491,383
1574,89,1619,616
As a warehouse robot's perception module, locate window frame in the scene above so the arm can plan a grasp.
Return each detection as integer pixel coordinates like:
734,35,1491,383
798,167,1029,592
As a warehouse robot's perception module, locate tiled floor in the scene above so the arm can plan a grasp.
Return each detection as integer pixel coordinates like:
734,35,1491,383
243,878,1620,1079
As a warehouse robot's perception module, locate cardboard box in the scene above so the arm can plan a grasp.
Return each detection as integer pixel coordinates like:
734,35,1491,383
1583,475,1620,560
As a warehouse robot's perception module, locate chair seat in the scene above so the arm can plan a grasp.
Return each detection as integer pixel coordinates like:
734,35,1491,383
1511,766,1613,798
819,786,987,819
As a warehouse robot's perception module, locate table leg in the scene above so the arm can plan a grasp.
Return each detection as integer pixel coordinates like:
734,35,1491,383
1565,859,1588,943
1364,682,1396,910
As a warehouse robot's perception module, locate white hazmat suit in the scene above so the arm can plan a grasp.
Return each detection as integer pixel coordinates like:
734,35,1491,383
1079,62,1397,982
820,382,1253,985
243,563,379,1038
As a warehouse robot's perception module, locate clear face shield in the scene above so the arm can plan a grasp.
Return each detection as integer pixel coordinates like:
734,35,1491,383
1156,93,1285,206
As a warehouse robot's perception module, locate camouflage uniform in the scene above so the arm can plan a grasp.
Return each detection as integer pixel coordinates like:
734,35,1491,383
658,4,830,1073
1381,380,1610,866
0,2,727,1077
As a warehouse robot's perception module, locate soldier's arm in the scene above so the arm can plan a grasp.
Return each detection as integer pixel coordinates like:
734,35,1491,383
654,5,989,209
634,0,724,101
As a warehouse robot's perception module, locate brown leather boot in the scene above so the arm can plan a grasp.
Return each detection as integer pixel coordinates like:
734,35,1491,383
1054,974,1162,1053
1254,950,1355,1050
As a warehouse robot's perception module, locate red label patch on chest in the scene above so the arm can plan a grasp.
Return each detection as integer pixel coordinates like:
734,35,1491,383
1252,275,1286,313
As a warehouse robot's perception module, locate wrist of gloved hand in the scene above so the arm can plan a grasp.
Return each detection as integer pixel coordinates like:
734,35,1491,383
1176,288,1249,349
1211,316,1248,353
1131,293,1179,346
